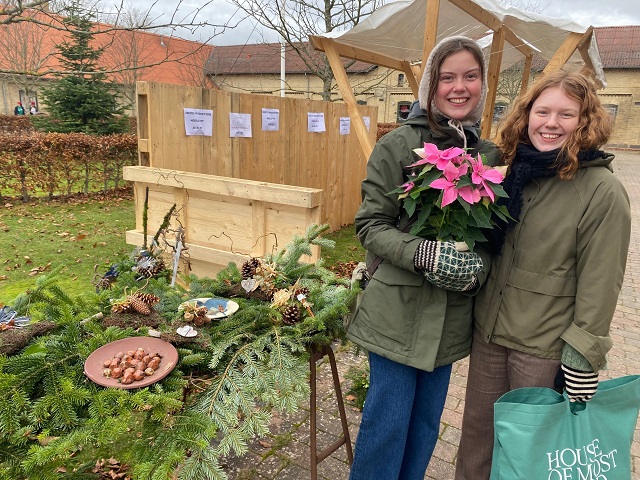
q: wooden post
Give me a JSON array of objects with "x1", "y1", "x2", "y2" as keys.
[
  {"x1": 482, "y1": 28, "x2": 505, "y2": 139},
  {"x1": 543, "y1": 31, "x2": 584, "y2": 76},
  {"x1": 315, "y1": 37, "x2": 375, "y2": 159},
  {"x1": 401, "y1": 60, "x2": 419, "y2": 97},
  {"x1": 309, "y1": 344, "x2": 353, "y2": 479},
  {"x1": 420, "y1": 0, "x2": 440, "y2": 80},
  {"x1": 520, "y1": 54, "x2": 533, "y2": 95}
]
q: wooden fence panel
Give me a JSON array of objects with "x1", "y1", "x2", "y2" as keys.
[{"x1": 136, "y1": 81, "x2": 377, "y2": 230}]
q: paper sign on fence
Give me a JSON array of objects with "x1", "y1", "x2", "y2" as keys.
[{"x1": 184, "y1": 108, "x2": 213, "y2": 136}]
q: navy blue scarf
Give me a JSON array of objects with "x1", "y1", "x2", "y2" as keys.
[{"x1": 489, "y1": 144, "x2": 606, "y2": 253}]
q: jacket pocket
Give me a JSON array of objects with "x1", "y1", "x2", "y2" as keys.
[
  {"x1": 506, "y1": 267, "x2": 576, "y2": 296},
  {"x1": 355, "y1": 263, "x2": 425, "y2": 350}
]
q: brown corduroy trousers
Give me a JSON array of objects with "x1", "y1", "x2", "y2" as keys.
[{"x1": 455, "y1": 329, "x2": 561, "y2": 480}]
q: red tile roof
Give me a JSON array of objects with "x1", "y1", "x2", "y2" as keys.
[
  {"x1": 594, "y1": 26, "x2": 640, "y2": 68},
  {"x1": 205, "y1": 42, "x2": 376, "y2": 75}
]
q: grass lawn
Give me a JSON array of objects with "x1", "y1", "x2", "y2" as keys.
[
  {"x1": 0, "y1": 191, "x2": 135, "y2": 304},
  {"x1": 0, "y1": 191, "x2": 365, "y2": 305}
]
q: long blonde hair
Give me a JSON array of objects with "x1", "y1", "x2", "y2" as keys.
[{"x1": 497, "y1": 70, "x2": 612, "y2": 180}]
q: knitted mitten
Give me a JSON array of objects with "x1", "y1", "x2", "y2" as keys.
[
  {"x1": 414, "y1": 240, "x2": 482, "y2": 291},
  {"x1": 561, "y1": 364, "x2": 598, "y2": 402}
]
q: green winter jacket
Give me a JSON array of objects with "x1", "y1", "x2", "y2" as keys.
[
  {"x1": 347, "y1": 114, "x2": 501, "y2": 371},
  {"x1": 474, "y1": 152, "x2": 631, "y2": 372}
]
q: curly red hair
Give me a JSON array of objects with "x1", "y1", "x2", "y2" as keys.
[{"x1": 496, "y1": 70, "x2": 612, "y2": 180}]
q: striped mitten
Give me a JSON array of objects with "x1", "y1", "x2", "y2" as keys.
[{"x1": 561, "y1": 364, "x2": 599, "y2": 402}]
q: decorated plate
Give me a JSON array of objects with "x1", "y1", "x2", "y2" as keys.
[
  {"x1": 84, "y1": 337, "x2": 178, "y2": 389},
  {"x1": 178, "y1": 297, "x2": 239, "y2": 320}
]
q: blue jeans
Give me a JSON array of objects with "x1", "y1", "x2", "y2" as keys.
[{"x1": 349, "y1": 352, "x2": 452, "y2": 480}]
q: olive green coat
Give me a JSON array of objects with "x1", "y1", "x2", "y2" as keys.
[
  {"x1": 474, "y1": 153, "x2": 631, "y2": 372},
  {"x1": 347, "y1": 115, "x2": 501, "y2": 372}
]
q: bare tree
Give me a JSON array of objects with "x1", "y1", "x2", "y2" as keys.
[
  {"x1": 226, "y1": 0, "x2": 387, "y2": 101},
  {"x1": 0, "y1": 20, "x2": 50, "y2": 105},
  {"x1": 495, "y1": 0, "x2": 548, "y2": 106},
  {"x1": 100, "y1": 8, "x2": 164, "y2": 108},
  {"x1": 0, "y1": 0, "x2": 233, "y2": 77},
  {"x1": 175, "y1": 44, "x2": 215, "y2": 88}
]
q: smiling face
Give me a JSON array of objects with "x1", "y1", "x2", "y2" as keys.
[
  {"x1": 434, "y1": 50, "x2": 482, "y2": 121},
  {"x1": 527, "y1": 86, "x2": 581, "y2": 152}
]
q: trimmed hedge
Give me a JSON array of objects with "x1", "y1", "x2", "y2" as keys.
[{"x1": 0, "y1": 131, "x2": 138, "y2": 201}]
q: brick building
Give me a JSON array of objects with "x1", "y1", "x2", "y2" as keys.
[{"x1": 0, "y1": 9, "x2": 213, "y2": 116}]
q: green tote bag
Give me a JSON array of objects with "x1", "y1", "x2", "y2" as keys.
[{"x1": 490, "y1": 375, "x2": 640, "y2": 480}]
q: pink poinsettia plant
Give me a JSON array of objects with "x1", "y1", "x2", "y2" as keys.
[{"x1": 389, "y1": 142, "x2": 511, "y2": 252}]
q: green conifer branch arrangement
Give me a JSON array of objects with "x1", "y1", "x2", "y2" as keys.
[{"x1": 0, "y1": 223, "x2": 357, "y2": 479}]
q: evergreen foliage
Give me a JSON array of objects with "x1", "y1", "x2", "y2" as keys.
[
  {"x1": 0, "y1": 224, "x2": 357, "y2": 479},
  {"x1": 32, "y1": 1, "x2": 128, "y2": 135}
]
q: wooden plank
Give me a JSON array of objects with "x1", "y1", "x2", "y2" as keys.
[
  {"x1": 543, "y1": 31, "x2": 583, "y2": 75},
  {"x1": 420, "y1": 0, "x2": 440, "y2": 79},
  {"x1": 184, "y1": 193, "x2": 253, "y2": 254},
  {"x1": 482, "y1": 27, "x2": 505, "y2": 139},
  {"x1": 316, "y1": 37, "x2": 375, "y2": 160},
  {"x1": 520, "y1": 54, "x2": 532, "y2": 95},
  {"x1": 136, "y1": 82, "x2": 150, "y2": 167},
  {"x1": 448, "y1": 0, "x2": 532, "y2": 59},
  {"x1": 448, "y1": 0, "x2": 502, "y2": 32},
  {"x1": 401, "y1": 61, "x2": 419, "y2": 97},
  {"x1": 504, "y1": 29, "x2": 533, "y2": 58},
  {"x1": 123, "y1": 166, "x2": 323, "y2": 208},
  {"x1": 215, "y1": 89, "x2": 233, "y2": 177},
  {"x1": 265, "y1": 205, "x2": 320, "y2": 261},
  {"x1": 251, "y1": 201, "x2": 267, "y2": 257},
  {"x1": 309, "y1": 35, "x2": 410, "y2": 72}
]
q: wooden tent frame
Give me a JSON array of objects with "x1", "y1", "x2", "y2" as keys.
[{"x1": 310, "y1": 0, "x2": 597, "y2": 158}]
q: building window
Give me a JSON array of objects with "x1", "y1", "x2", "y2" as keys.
[
  {"x1": 397, "y1": 74, "x2": 405, "y2": 87},
  {"x1": 397, "y1": 101, "x2": 411, "y2": 123},
  {"x1": 603, "y1": 104, "x2": 618, "y2": 123}
]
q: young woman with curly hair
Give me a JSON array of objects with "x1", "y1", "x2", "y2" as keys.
[{"x1": 455, "y1": 70, "x2": 631, "y2": 479}]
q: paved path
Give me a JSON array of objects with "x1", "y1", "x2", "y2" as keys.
[{"x1": 221, "y1": 150, "x2": 640, "y2": 480}]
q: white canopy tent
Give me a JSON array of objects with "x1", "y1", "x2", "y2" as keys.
[{"x1": 310, "y1": 0, "x2": 605, "y2": 158}]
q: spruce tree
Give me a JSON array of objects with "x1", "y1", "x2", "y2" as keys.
[{"x1": 33, "y1": 2, "x2": 128, "y2": 135}]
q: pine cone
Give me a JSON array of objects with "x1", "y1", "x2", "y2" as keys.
[
  {"x1": 137, "y1": 266, "x2": 154, "y2": 278},
  {"x1": 294, "y1": 287, "x2": 310, "y2": 299},
  {"x1": 241, "y1": 257, "x2": 261, "y2": 279},
  {"x1": 282, "y1": 304, "x2": 301, "y2": 325},
  {"x1": 128, "y1": 296, "x2": 151, "y2": 315},
  {"x1": 261, "y1": 286, "x2": 276, "y2": 302},
  {"x1": 150, "y1": 259, "x2": 165, "y2": 276},
  {"x1": 132, "y1": 291, "x2": 161, "y2": 305},
  {"x1": 111, "y1": 301, "x2": 132, "y2": 314}
]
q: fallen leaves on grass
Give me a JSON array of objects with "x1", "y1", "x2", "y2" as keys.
[
  {"x1": 28, "y1": 262, "x2": 52, "y2": 276},
  {"x1": 327, "y1": 261, "x2": 359, "y2": 279}
]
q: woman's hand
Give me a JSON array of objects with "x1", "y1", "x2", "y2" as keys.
[
  {"x1": 561, "y1": 364, "x2": 599, "y2": 402},
  {"x1": 414, "y1": 240, "x2": 483, "y2": 276},
  {"x1": 414, "y1": 240, "x2": 483, "y2": 291}
]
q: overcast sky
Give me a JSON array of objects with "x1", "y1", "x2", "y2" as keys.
[{"x1": 134, "y1": 0, "x2": 640, "y2": 46}]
